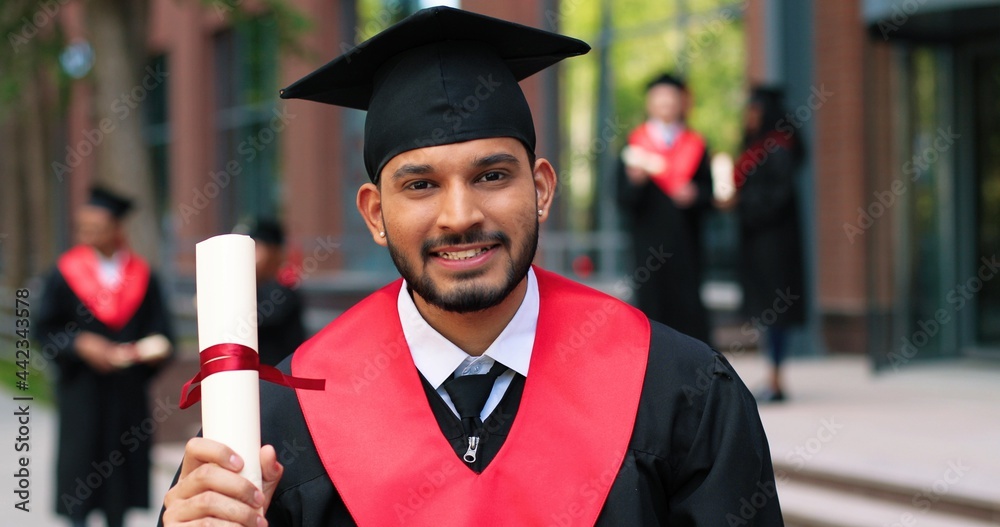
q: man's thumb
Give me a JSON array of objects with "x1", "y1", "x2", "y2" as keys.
[{"x1": 260, "y1": 445, "x2": 284, "y2": 509}]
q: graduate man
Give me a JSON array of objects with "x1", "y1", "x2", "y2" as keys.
[
  {"x1": 618, "y1": 73, "x2": 714, "y2": 345},
  {"x1": 161, "y1": 7, "x2": 781, "y2": 526},
  {"x1": 37, "y1": 186, "x2": 174, "y2": 527}
]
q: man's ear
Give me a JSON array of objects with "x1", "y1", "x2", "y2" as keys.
[
  {"x1": 356, "y1": 182, "x2": 387, "y2": 246},
  {"x1": 532, "y1": 158, "x2": 557, "y2": 223}
]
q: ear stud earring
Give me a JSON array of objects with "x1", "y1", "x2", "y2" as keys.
[{"x1": 379, "y1": 231, "x2": 386, "y2": 238}]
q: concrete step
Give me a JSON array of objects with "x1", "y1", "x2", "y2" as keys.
[
  {"x1": 775, "y1": 461, "x2": 1000, "y2": 527},
  {"x1": 778, "y1": 476, "x2": 1000, "y2": 527}
]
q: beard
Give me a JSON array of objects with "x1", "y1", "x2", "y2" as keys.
[{"x1": 387, "y1": 220, "x2": 538, "y2": 314}]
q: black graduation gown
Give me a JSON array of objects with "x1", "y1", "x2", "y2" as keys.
[
  {"x1": 737, "y1": 145, "x2": 807, "y2": 327},
  {"x1": 160, "y1": 320, "x2": 781, "y2": 526},
  {"x1": 257, "y1": 279, "x2": 307, "y2": 367},
  {"x1": 617, "y1": 150, "x2": 714, "y2": 345},
  {"x1": 36, "y1": 267, "x2": 174, "y2": 519}
]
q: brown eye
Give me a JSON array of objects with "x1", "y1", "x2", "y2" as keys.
[
  {"x1": 480, "y1": 171, "x2": 505, "y2": 182},
  {"x1": 408, "y1": 180, "x2": 431, "y2": 190}
]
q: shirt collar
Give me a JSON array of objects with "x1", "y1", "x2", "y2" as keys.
[{"x1": 397, "y1": 268, "x2": 538, "y2": 389}]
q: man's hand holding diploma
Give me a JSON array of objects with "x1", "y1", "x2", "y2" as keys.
[{"x1": 162, "y1": 438, "x2": 284, "y2": 526}]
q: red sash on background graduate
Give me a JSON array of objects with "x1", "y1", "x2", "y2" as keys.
[
  {"x1": 57, "y1": 245, "x2": 150, "y2": 332},
  {"x1": 294, "y1": 267, "x2": 651, "y2": 526},
  {"x1": 624, "y1": 121, "x2": 706, "y2": 197},
  {"x1": 733, "y1": 129, "x2": 795, "y2": 189}
]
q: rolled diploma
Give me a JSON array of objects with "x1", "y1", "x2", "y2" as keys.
[{"x1": 196, "y1": 234, "x2": 262, "y2": 491}]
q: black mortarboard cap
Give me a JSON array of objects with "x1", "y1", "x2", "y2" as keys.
[
  {"x1": 87, "y1": 186, "x2": 133, "y2": 219},
  {"x1": 279, "y1": 6, "x2": 590, "y2": 182},
  {"x1": 247, "y1": 217, "x2": 286, "y2": 246}
]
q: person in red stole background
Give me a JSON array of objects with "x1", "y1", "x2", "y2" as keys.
[
  {"x1": 243, "y1": 217, "x2": 306, "y2": 367},
  {"x1": 160, "y1": 7, "x2": 780, "y2": 526},
  {"x1": 37, "y1": 186, "x2": 174, "y2": 527},
  {"x1": 618, "y1": 73, "x2": 714, "y2": 345},
  {"x1": 734, "y1": 86, "x2": 807, "y2": 403}
]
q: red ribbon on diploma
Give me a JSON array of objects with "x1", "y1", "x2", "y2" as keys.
[{"x1": 179, "y1": 343, "x2": 325, "y2": 409}]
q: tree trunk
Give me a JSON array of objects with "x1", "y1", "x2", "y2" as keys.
[
  {"x1": 0, "y1": 115, "x2": 28, "y2": 290},
  {"x1": 22, "y1": 69, "x2": 55, "y2": 272},
  {"x1": 87, "y1": 0, "x2": 159, "y2": 262}
]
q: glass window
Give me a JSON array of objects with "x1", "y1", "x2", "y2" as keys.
[
  {"x1": 973, "y1": 52, "x2": 1000, "y2": 346},
  {"x1": 213, "y1": 16, "x2": 281, "y2": 230}
]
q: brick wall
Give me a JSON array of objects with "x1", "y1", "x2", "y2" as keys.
[{"x1": 813, "y1": 0, "x2": 869, "y2": 352}]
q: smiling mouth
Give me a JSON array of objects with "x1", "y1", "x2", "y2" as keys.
[{"x1": 432, "y1": 246, "x2": 496, "y2": 260}]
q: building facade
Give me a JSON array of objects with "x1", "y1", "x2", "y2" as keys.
[
  {"x1": 746, "y1": 0, "x2": 1000, "y2": 365},
  {"x1": 53, "y1": 0, "x2": 562, "y2": 314}
]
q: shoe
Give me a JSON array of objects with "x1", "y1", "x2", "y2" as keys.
[{"x1": 754, "y1": 388, "x2": 786, "y2": 403}]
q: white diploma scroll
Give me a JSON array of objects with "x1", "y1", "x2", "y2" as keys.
[
  {"x1": 195, "y1": 234, "x2": 262, "y2": 491},
  {"x1": 711, "y1": 152, "x2": 736, "y2": 203}
]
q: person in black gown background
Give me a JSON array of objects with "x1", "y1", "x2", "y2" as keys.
[
  {"x1": 734, "y1": 86, "x2": 808, "y2": 402},
  {"x1": 618, "y1": 73, "x2": 714, "y2": 345},
  {"x1": 37, "y1": 187, "x2": 174, "y2": 527},
  {"x1": 245, "y1": 218, "x2": 306, "y2": 367}
]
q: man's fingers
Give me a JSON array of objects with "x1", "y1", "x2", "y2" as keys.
[
  {"x1": 184, "y1": 463, "x2": 262, "y2": 502},
  {"x1": 180, "y1": 437, "x2": 243, "y2": 478},
  {"x1": 161, "y1": 489, "x2": 265, "y2": 526}
]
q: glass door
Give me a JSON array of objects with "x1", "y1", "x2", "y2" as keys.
[{"x1": 972, "y1": 51, "x2": 1000, "y2": 350}]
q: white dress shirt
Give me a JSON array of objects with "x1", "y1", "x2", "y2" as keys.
[
  {"x1": 95, "y1": 249, "x2": 126, "y2": 288},
  {"x1": 397, "y1": 268, "x2": 539, "y2": 421}
]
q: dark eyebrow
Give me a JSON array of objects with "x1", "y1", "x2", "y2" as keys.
[
  {"x1": 389, "y1": 152, "x2": 520, "y2": 182},
  {"x1": 390, "y1": 163, "x2": 433, "y2": 182},
  {"x1": 473, "y1": 153, "x2": 521, "y2": 168}
]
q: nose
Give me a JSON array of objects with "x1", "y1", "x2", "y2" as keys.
[{"x1": 436, "y1": 182, "x2": 485, "y2": 233}]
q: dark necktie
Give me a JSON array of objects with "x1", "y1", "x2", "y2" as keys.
[{"x1": 442, "y1": 363, "x2": 508, "y2": 464}]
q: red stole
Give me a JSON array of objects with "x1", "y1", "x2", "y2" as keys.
[
  {"x1": 627, "y1": 122, "x2": 706, "y2": 197},
  {"x1": 293, "y1": 267, "x2": 650, "y2": 526},
  {"x1": 57, "y1": 245, "x2": 151, "y2": 332},
  {"x1": 734, "y1": 130, "x2": 795, "y2": 189}
]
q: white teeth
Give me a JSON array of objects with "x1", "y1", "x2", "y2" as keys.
[{"x1": 438, "y1": 247, "x2": 489, "y2": 260}]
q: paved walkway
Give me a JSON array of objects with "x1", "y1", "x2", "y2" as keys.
[
  {"x1": 2, "y1": 353, "x2": 997, "y2": 526},
  {"x1": 729, "y1": 354, "x2": 1000, "y2": 525}
]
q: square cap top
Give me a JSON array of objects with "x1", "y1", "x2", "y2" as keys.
[{"x1": 280, "y1": 6, "x2": 589, "y2": 181}]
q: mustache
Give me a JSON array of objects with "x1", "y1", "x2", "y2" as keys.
[{"x1": 422, "y1": 230, "x2": 510, "y2": 254}]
